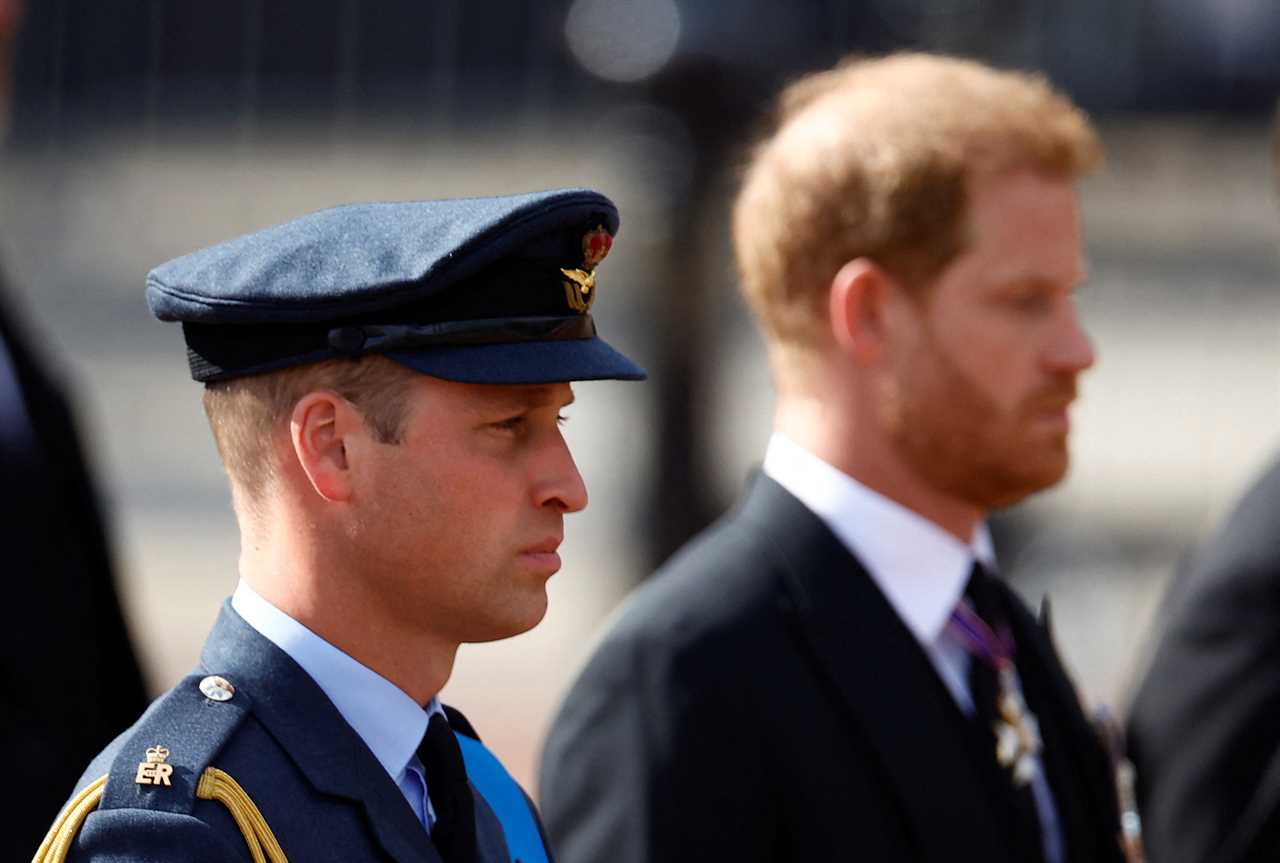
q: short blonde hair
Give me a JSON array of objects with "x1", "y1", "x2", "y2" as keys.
[
  {"x1": 203, "y1": 355, "x2": 417, "y2": 503},
  {"x1": 733, "y1": 52, "x2": 1103, "y2": 353}
]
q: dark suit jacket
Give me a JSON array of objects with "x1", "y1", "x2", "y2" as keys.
[
  {"x1": 0, "y1": 286, "x2": 149, "y2": 861},
  {"x1": 540, "y1": 476, "x2": 1122, "y2": 862},
  {"x1": 1128, "y1": 454, "x2": 1280, "y2": 863},
  {"x1": 59, "y1": 602, "x2": 546, "y2": 862}
]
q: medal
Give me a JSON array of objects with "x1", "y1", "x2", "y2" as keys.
[
  {"x1": 993, "y1": 662, "x2": 1043, "y2": 785},
  {"x1": 949, "y1": 600, "x2": 1043, "y2": 787}
]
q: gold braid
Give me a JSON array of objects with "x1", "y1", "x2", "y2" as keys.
[{"x1": 31, "y1": 769, "x2": 288, "y2": 863}]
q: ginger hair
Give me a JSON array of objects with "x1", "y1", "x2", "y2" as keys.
[{"x1": 733, "y1": 52, "x2": 1103, "y2": 361}]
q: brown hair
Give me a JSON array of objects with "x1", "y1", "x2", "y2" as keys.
[
  {"x1": 733, "y1": 52, "x2": 1103, "y2": 355},
  {"x1": 203, "y1": 355, "x2": 417, "y2": 503}
]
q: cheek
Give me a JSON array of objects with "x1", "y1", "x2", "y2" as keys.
[
  {"x1": 944, "y1": 331, "x2": 1035, "y2": 414},
  {"x1": 421, "y1": 458, "x2": 526, "y2": 545}
]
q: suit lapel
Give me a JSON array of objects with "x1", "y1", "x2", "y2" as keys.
[
  {"x1": 736, "y1": 476, "x2": 1011, "y2": 861},
  {"x1": 201, "y1": 604, "x2": 442, "y2": 863}
]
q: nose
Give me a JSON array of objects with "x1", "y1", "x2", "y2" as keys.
[
  {"x1": 1043, "y1": 300, "x2": 1096, "y2": 375},
  {"x1": 535, "y1": 432, "x2": 589, "y2": 514}
]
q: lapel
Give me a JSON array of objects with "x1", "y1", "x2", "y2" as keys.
[
  {"x1": 735, "y1": 476, "x2": 1012, "y2": 861},
  {"x1": 200, "y1": 603, "x2": 443, "y2": 863}
]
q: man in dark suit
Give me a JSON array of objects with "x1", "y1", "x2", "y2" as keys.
[
  {"x1": 2, "y1": 283, "x2": 151, "y2": 861},
  {"x1": 36, "y1": 189, "x2": 645, "y2": 861},
  {"x1": 0, "y1": 1, "x2": 151, "y2": 857},
  {"x1": 1128, "y1": 457, "x2": 1280, "y2": 863},
  {"x1": 1125, "y1": 108, "x2": 1280, "y2": 863},
  {"x1": 540, "y1": 53, "x2": 1124, "y2": 863}
]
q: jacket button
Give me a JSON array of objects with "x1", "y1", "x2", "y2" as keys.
[{"x1": 199, "y1": 675, "x2": 236, "y2": 702}]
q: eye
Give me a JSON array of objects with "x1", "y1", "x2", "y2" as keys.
[
  {"x1": 1008, "y1": 288, "x2": 1052, "y2": 315},
  {"x1": 557, "y1": 413, "x2": 570, "y2": 427},
  {"x1": 492, "y1": 415, "x2": 526, "y2": 433}
]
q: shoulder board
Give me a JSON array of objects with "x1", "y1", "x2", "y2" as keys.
[{"x1": 99, "y1": 671, "x2": 253, "y2": 816}]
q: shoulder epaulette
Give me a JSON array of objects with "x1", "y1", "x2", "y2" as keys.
[{"x1": 34, "y1": 672, "x2": 290, "y2": 863}]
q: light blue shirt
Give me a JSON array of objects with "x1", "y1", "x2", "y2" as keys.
[{"x1": 231, "y1": 581, "x2": 443, "y2": 832}]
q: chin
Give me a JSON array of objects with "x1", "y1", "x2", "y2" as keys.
[
  {"x1": 991, "y1": 458, "x2": 1071, "y2": 508},
  {"x1": 464, "y1": 595, "x2": 550, "y2": 644},
  {"x1": 960, "y1": 441, "x2": 1069, "y2": 508}
]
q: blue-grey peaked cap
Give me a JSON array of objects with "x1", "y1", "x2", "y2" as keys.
[{"x1": 145, "y1": 188, "x2": 646, "y2": 385}]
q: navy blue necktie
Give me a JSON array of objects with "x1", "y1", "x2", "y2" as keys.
[{"x1": 418, "y1": 713, "x2": 477, "y2": 863}]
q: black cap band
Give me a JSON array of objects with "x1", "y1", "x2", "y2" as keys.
[
  {"x1": 184, "y1": 315, "x2": 597, "y2": 383},
  {"x1": 327, "y1": 315, "x2": 597, "y2": 356}
]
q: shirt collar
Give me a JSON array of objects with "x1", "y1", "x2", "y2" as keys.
[
  {"x1": 762, "y1": 432, "x2": 996, "y2": 646},
  {"x1": 230, "y1": 580, "x2": 443, "y2": 783}
]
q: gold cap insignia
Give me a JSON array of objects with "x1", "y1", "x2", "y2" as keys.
[
  {"x1": 135, "y1": 744, "x2": 175, "y2": 786},
  {"x1": 560, "y1": 225, "x2": 613, "y2": 314}
]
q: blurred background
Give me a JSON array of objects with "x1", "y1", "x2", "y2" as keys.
[{"x1": 7, "y1": 0, "x2": 1280, "y2": 792}]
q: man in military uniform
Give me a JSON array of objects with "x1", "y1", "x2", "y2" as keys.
[
  {"x1": 36, "y1": 189, "x2": 644, "y2": 862},
  {"x1": 540, "y1": 54, "x2": 1125, "y2": 863}
]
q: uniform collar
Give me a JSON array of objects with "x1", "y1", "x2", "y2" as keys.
[
  {"x1": 231, "y1": 580, "x2": 442, "y2": 785},
  {"x1": 762, "y1": 432, "x2": 996, "y2": 646}
]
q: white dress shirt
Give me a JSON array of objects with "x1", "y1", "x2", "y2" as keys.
[
  {"x1": 231, "y1": 581, "x2": 443, "y2": 832},
  {"x1": 762, "y1": 432, "x2": 1064, "y2": 863}
]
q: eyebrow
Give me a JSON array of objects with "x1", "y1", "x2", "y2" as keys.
[
  {"x1": 482, "y1": 384, "x2": 576, "y2": 411},
  {"x1": 991, "y1": 271, "x2": 1087, "y2": 291}
]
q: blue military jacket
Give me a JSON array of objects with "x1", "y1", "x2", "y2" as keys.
[{"x1": 46, "y1": 603, "x2": 553, "y2": 863}]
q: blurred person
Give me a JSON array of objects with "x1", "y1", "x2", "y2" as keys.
[
  {"x1": 2, "y1": 259, "x2": 150, "y2": 855},
  {"x1": 1126, "y1": 107, "x2": 1280, "y2": 863},
  {"x1": 34, "y1": 189, "x2": 644, "y2": 862},
  {"x1": 540, "y1": 53, "x2": 1125, "y2": 863},
  {"x1": 0, "y1": 0, "x2": 150, "y2": 858}
]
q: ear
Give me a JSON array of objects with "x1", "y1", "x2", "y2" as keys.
[
  {"x1": 289, "y1": 391, "x2": 361, "y2": 503},
  {"x1": 828, "y1": 258, "x2": 894, "y2": 365}
]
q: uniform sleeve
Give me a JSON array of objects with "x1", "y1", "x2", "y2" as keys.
[
  {"x1": 539, "y1": 624, "x2": 773, "y2": 863},
  {"x1": 64, "y1": 808, "x2": 253, "y2": 862}
]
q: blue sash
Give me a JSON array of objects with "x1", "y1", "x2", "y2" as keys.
[{"x1": 455, "y1": 732, "x2": 550, "y2": 863}]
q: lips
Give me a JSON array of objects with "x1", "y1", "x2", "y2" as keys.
[
  {"x1": 519, "y1": 537, "x2": 564, "y2": 576},
  {"x1": 1028, "y1": 384, "x2": 1078, "y2": 416},
  {"x1": 522, "y1": 537, "x2": 562, "y2": 555}
]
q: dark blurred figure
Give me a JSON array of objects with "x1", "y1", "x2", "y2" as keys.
[
  {"x1": 1127, "y1": 107, "x2": 1280, "y2": 863},
  {"x1": 0, "y1": 1, "x2": 149, "y2": 857}
]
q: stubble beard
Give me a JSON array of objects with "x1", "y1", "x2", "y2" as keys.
[{"x1": 880, "y1": 339, "x2": 1075, "y2": 512}]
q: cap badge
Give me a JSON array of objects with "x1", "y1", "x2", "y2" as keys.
[
  {"x1": 560, "y1": 225, "x2": 613, "y2": 314},
  {"x1": 135, "y1": 745, "x2": 174, "y2": 787}
]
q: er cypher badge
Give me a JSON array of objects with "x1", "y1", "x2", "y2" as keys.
[{"x1": 135, "y1": 745, "x2": 174, "y2": 787}]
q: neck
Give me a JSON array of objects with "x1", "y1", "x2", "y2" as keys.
[
  {"x1": 774, "y1": 392, "x2": 984, "y2": 544},
  {"x1": 237, "y1": 502, "x2": 456, "y2": 706}
]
